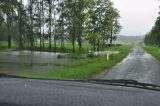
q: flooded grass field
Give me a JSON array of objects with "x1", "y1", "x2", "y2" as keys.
[{"x1": 0, "y1": 50, "x2": 74, "y2": 74}]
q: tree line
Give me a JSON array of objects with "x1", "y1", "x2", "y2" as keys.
[
  {"x1": 0, "y1": 0, "x2": 121, "y2": 53},
  {"x1": 144, "y1": 11, "x2": 160, "y2": 46}
]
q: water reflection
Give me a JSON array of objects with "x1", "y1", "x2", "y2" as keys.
[{"x1": 0, "y1": 51, "x2": 73, "y2": 73}]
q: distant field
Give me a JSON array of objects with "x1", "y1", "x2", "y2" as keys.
[
  {"x1": 114, "y1": 35, "x2": 144, "y2": 44},
  {"x1": 0, "y1": 42, "x2": 17, "y2": 48},
  {"x1": 143, "y1": 46, "x2": 160, "y2": 61},
  {"x1": 0, "y1": 42, "x2": 92, "y2": 53},
  {"x1": 17, "y1": 45, "x2": 132, "y2": 80}
]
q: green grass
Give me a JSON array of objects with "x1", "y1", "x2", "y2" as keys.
[
  {"x1": 17, "y1": 45, "x2": 132, "y2": 80},
  {"x1": 143, "y1": 46, "x2": 160, "y2": 61},
  {"x1": 0, "y1": 42, "x2": 17, "y2": 51},
  {"x1": 35, "y1": 43, "x2": 92, "y2": 50},
  {"x1": 35, "y1": 43, "x2": 92, "y2": 53},
  {"x1": 0, "y1": 42, "x2": 17, "y2": 48},
  {"x1": 0, "y1": 42, "x2": 92, "y2": 53}
]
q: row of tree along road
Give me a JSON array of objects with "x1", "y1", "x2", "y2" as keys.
[
  {"x1": 0, "y1": 0, "x2": 121, "y2": 53},
  {"x1": 144, "y1": 11, "x2": 160, "y2": 46}
]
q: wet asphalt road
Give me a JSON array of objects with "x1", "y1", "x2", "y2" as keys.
[
  {"x1": 98, "y1": 46, "x2": 160, "y2": 85},
  {"x1": 1, "y1": 78, "x2": 160, "y2": 106}
]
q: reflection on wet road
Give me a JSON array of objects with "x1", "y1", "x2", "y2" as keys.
[{"x1": 99, "y1": 46, "x2": 160, "y2": 85}]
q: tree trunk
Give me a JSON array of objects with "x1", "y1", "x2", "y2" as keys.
[
  {"x1": 72, "y1": 26, "x2": 76, "y2": 54},
  {"x1": 110, "y1": 27, "x2": 113, "y2": 45},
  {"x1": 42, "y1": 0, "x2": 45, "y2": 49},
  {"x1": 30, "y1": 0, "x2": 34, "y2": 50},
  {"x1": 8, "y1": 33, "x2": 11, "y2": 48},
  {"x1": 7, "y1": 15, "x2": 12, "y2": 49},
  {"x1": 60, "y1": 1, "x2": 64, "y2": 52},
  {"x1": 72, "y1": 41, "x2": 75, "y2": 53},
  {"x1": 78, "y1": 23, "x2": 82, "y2": 52},
  {"x1": 48, "y1": 0, "x2": 52, "y2": 49},
  {"x1": 42, "y1": 29, "x2": 45, "y2": 48},
  {"x1": 39, "y1": 0, "x2": 42, "y2": 49},
  {"x1": 18, "y1": 0, "x2": 23, "y2": 49},
  {"x1": 54, "y1": 36, "x2": 57, "y2": 52},
  {"x1": 93, "y1": 39, "x2": 96, "y2": 51},
  {"x1": 97, "y1": 40, "x2": 100, "y2": 51}
]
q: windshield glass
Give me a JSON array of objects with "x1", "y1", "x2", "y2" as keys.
[{"x1": 0, "y1": 0, "x2": 160, "y2": 86}]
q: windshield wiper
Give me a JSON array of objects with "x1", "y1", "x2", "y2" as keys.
[
  {"x1": 85, "y1": 79, "x2": 160, "y2": 91},
  {"x1": 1, "y1": 73, "x2": 160, "y2": 91}
]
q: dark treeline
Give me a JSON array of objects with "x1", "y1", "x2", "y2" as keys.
[
  {"x1": 0, "y1": 0, "x2": 121, "y2": 53},
  {"x1": 144, "y1": 11, "x2": 160, "y2": 46}
]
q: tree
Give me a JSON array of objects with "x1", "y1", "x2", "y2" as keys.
[
  {"x1": 144, "y1": 14, "x2": 160, "y2": 46},
  {"x1": 0, "y1": 0, "x2": 18, "y2": 48},
  {"x1": 0, "y1": 0, "x2": 121, "y2": 53},
  {"x1": 29, "y1": 0, "x2": 34, "y2": 49},
  {"x1": 85, "y1": 0, "x2": 121, "y2": 51},
  {"x1": 107, "y1": 6, "x2": 121, "y2": 45},
  {"x1": 18, "y1": 0, "x2": 24, "y2": 49},
  {"x1": 44, "y1": 0, "x2": 53, "y2": 49}
]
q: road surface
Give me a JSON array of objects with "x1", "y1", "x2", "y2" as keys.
[
  {"x1": 0, "y1": 78, "x2": 160, "y2": 106},
  {"x1": 98, "y1": 46, "x2": 160, "y2": 85}
]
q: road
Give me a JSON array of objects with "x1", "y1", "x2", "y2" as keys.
[
  {"x1": 0, "y1": 78, "x2": 160, "y2": 106},
  {"x1": 98, "y1": 46, "x2": 160, "y2": 85}
]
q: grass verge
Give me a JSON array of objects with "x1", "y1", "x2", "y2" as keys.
[
  {"x1": 17, "y1": 45, "x2": 132, "y2": 80},
  {"x1": 143, "y1": 46, "x2": 160, "y2": 61}
]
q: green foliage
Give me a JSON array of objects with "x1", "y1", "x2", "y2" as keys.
[
  {"x1": 144, "y1": 15, "x2": 160, "y2": 46},
  {"x1": 0, "y1": 0, "x2": 121, "y2": 53},
  {"x1": 86, "y1": 52, "x2": 96, "y2": 58},
  {"x1": 0, "y1": 22, "x2": 8, "y2": 41}
]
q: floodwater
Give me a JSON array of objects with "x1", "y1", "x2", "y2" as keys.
[{"x1": 0, "y1": 50, "x2": 73, "y2": 73}]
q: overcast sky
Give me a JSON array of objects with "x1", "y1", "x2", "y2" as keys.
[{"x1": 111, "y1": 0, "x2": 159, "y2": 36}]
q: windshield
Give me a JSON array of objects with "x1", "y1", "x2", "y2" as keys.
[{"x1": 0, "y1": 0, "x2": 160, "y2": 87}]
